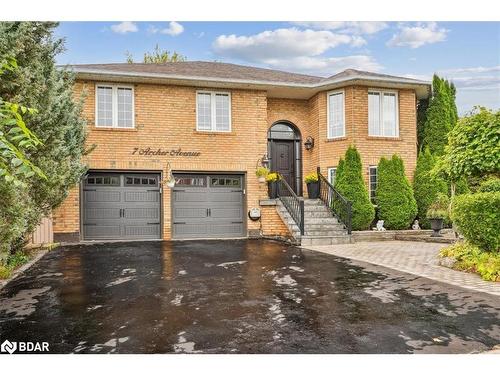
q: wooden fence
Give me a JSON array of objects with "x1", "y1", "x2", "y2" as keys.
[{"x1": 29, "y1": 216, "x2": 53, "y2": 246}]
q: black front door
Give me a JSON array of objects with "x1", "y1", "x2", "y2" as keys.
[{"x1": 271, "y1": 140, "x2": 295, "y2": 192}]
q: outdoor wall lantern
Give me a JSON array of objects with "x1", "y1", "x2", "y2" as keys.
[
  {"x1": 304, "y1": 136, "x2": 315, "y2": 150},
  {"x1": 164, "y1": 162, "x2": 176, "y2": 188},
  {"x1": 259, "y1": 154, "x2": 270, "y2": 169}
]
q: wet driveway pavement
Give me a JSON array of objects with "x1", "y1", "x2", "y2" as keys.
[{"x1": 0, "y1": 239, "x2": 499, "y2": 354}]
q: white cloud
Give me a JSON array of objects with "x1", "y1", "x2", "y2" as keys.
[
  {"x1": 387, "y1": 22, "x2": 448, "y2": 48},
  {"x1": 404, "y1": 65, "x2": 500, "y2": 113},
  {"x1": 110, "y1": 21, "x2": 138, "y2": 34},
  {"x1": 265, "y1": 55, "x2": 383, "y2": 76},
  {"x1": 213, "y1": 28, "x2": 365, "y2": 63},
  {"x1": 441, "y1": 65, "x2": 500, "y2": 75},
  {"x1": 293, "y1": 21, "x2": 388, "y2": 35},
  {"x1": 149, "y1": 21, "x2": 184, "y2": 36}
]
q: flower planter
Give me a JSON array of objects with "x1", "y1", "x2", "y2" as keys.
[
  {"x1": 307, "y1": 182, "x2": 319, "y2": 199},
  {"x1": 258, "y1": 176, "x2": 266, "y2": 183},
  {"x1": 268, "y1": 181, "x2": 278, "y2": 199},
  {"x1": 429, "y1": 218, "x2": 444, "y2": 237}
]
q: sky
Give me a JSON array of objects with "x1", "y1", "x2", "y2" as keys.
[{"x1": 55, "y1": 21, "x2": 500, "y2": 114}]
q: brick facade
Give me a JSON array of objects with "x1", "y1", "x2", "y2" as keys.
[{"x1": 52, "y1": 80, "x2": 418, "y2": 241}]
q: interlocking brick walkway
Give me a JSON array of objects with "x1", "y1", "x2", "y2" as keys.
[{"x1": 302, "y1": 241, "x2": 500, "y2": 296}]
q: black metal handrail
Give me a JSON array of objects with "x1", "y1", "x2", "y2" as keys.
[
  {"x1": 276, "y1": 176, "x2": 304, "y2": 235},
  {"x1": 317, "y1": 167, "x2": 353, "y2": 234}
]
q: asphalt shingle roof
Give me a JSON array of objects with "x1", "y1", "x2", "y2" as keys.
[{"x1": 67, "y1": 61, "x2": 427, "y2": 86}]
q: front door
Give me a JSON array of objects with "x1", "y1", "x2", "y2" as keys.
[{"x1": 271, "y1": 140, "x2": 295, "y2": 192}]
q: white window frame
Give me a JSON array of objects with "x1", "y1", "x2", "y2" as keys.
[
  {"x1": 196, "y1": 90, "x2": 232, "y2": 132},
  {"x1": 326, "y1": 89, "x2": 345, "y2": 139},
  {"x1": 327, "y1": 167, "x2": 337, "y2": 187},
  {"x1": 368, "y1": 89, "x2": 399, "y2": 138},
  {"x1": 95, "y1": 83, "x2": 135, "y2": 128},
  {"x1": 369, "y1": 166, "x2": 378, "y2": 203}
]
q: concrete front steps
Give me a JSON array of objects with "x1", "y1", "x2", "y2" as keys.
[{"x1": 276, "y1": 198, "x2": 352, "y2": 245}]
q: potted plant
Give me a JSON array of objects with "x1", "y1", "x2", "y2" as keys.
[
  {"x1": 426, "y1": 193, "x2": 449, "y2": 237},
  {"x1": 256, "y1": 167, "x2": 269, "y2": 183},
  {"x1": 305, "y1": 172, "x2": 319, "y2": 199},
  {"x1": 266, "y1": 172, "x2": 280, "y2": 199}
]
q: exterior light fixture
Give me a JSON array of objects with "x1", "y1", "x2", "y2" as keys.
[
  {"x1": 259, "y1": 154, "x2": 270, "y2": 169},
  {"x1": 164, "y1": 162, "x2": 176, "y2": 188},
  {"x1": 304, "y1": 136, "x2": 315, "y2": 150}
]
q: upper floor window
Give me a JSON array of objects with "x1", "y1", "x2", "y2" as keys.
[
  {"x1": 196, "y1": 91, "x2": 231, "y2": 132},
  {"x1": 95, "y1": 84, "x2": 134, "y2": 128},
  {"x1": 369, "y1": 166, "x2": 378, "y2": 203},
  {"x1": 368, "y1": 90, "x2": 398, "y2": 137},
  {"x1": 327, "y1": 90, "x2": 345, "y2": 139}
]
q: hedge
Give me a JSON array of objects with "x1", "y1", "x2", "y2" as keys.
[
  {"x1": 452, "y1": 192, "x2": 500, "y2": 252},
  {"x1": 376, "y1": 155, "x2": 417, "y2": 229},
  {"x1": 478, "y1": 176, "x2": 500, "y2": 193},
  {"x1": 334, "y1": 146, "x2": 375, "y2": 230}
]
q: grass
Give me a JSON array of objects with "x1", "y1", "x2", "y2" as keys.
[
  {"x1": 440, "y1": 242, "x2": 500, "y2": 282},
  {"x1": 0, "y1": 250, "x2": 31, "y2": 279},
  {"x1": 0, "y1": 244, "x2": 57, "y2": 280}
]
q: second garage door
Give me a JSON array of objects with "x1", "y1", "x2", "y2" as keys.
[{"x1": 172, "y1": 174, "x2": 245, "y2": 239}]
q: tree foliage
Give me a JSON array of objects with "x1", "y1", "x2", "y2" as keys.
[
  {"x1": 435, "y1": 107, "x2": 500, "y2": 181},
  {"x1": 0, "y1": 56, "x2": 45, "y2": 186},
  {"x1": 126, "y1": 44, "x2": 186, "y2": 63},
  {"x1": 334, "y1": 145, "x2": 375, "y2": 230},
  {"x1": 0, "y1": 22, "x2": 88, "y2": 257},
  {"x1": 376, "y1": 155, "x2": 417, "y2": 229},
  {"x1": 416, "y1": 98, "x2": 428, "y2": 151},
  {"x1": 413, "y1": 148, "x2": 448, "y2": 228},
  {"x1": 421, "y1": 75, "x2": 457, "y2": 155}
]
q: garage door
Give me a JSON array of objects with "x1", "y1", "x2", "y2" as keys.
[
  {"x1": 82, "y1": 172, "x2": 161, "y2": 240},
  {"x1": 172, "y1": 174, "x2": 245, "y2": 239}
]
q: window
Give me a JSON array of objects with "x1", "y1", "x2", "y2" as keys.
[
  {"x1": 96, "y1": 84, "x2": 134, "y2": 128},
  {"x1": 196, "y1": 91, "x2": 231, "y2": 132},
  {"x1": 327, "y1": 167, "x2": 337, "y2": 187},
  {"x1": 369, "y1": 166, "x2": 377, "y2": 203},
  {"x1": 125, "y1": 176, "x2": 157, "y2": 186},
  {"x1": 86, "y1": 175, "x2": 120, "y2": 186},
  {"x1": 210, "y1": 177, "x2": 241, "y2": 187},
  {"x1": 368, "y1": 90, "x2": 398, "y2": 137},
  {"x1": 327, "y1": 91, "x2": 345, "y2": 139},
  {"x1": 175, "y1": 176, "x2": 206, "y2": 187}
]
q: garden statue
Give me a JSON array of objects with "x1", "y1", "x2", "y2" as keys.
[
  {"x1": 373, "y1": 220, "x2": 386, "y2": 231},
  {"x1": 412, "y1": 220, "x2": 421, "y2": 230}
]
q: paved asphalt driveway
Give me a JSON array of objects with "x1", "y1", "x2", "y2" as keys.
[{"x1": 0, "y1": 239, "x2": 499, "y2": 354}]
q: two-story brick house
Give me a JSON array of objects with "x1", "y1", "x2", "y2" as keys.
[{"x1": 52, "y1": 61, "x2": 430, "y2": 243}]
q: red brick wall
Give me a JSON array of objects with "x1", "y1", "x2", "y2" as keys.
[{"x1": 53, "y1": 81, "x2": 418, "y2": 240}]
